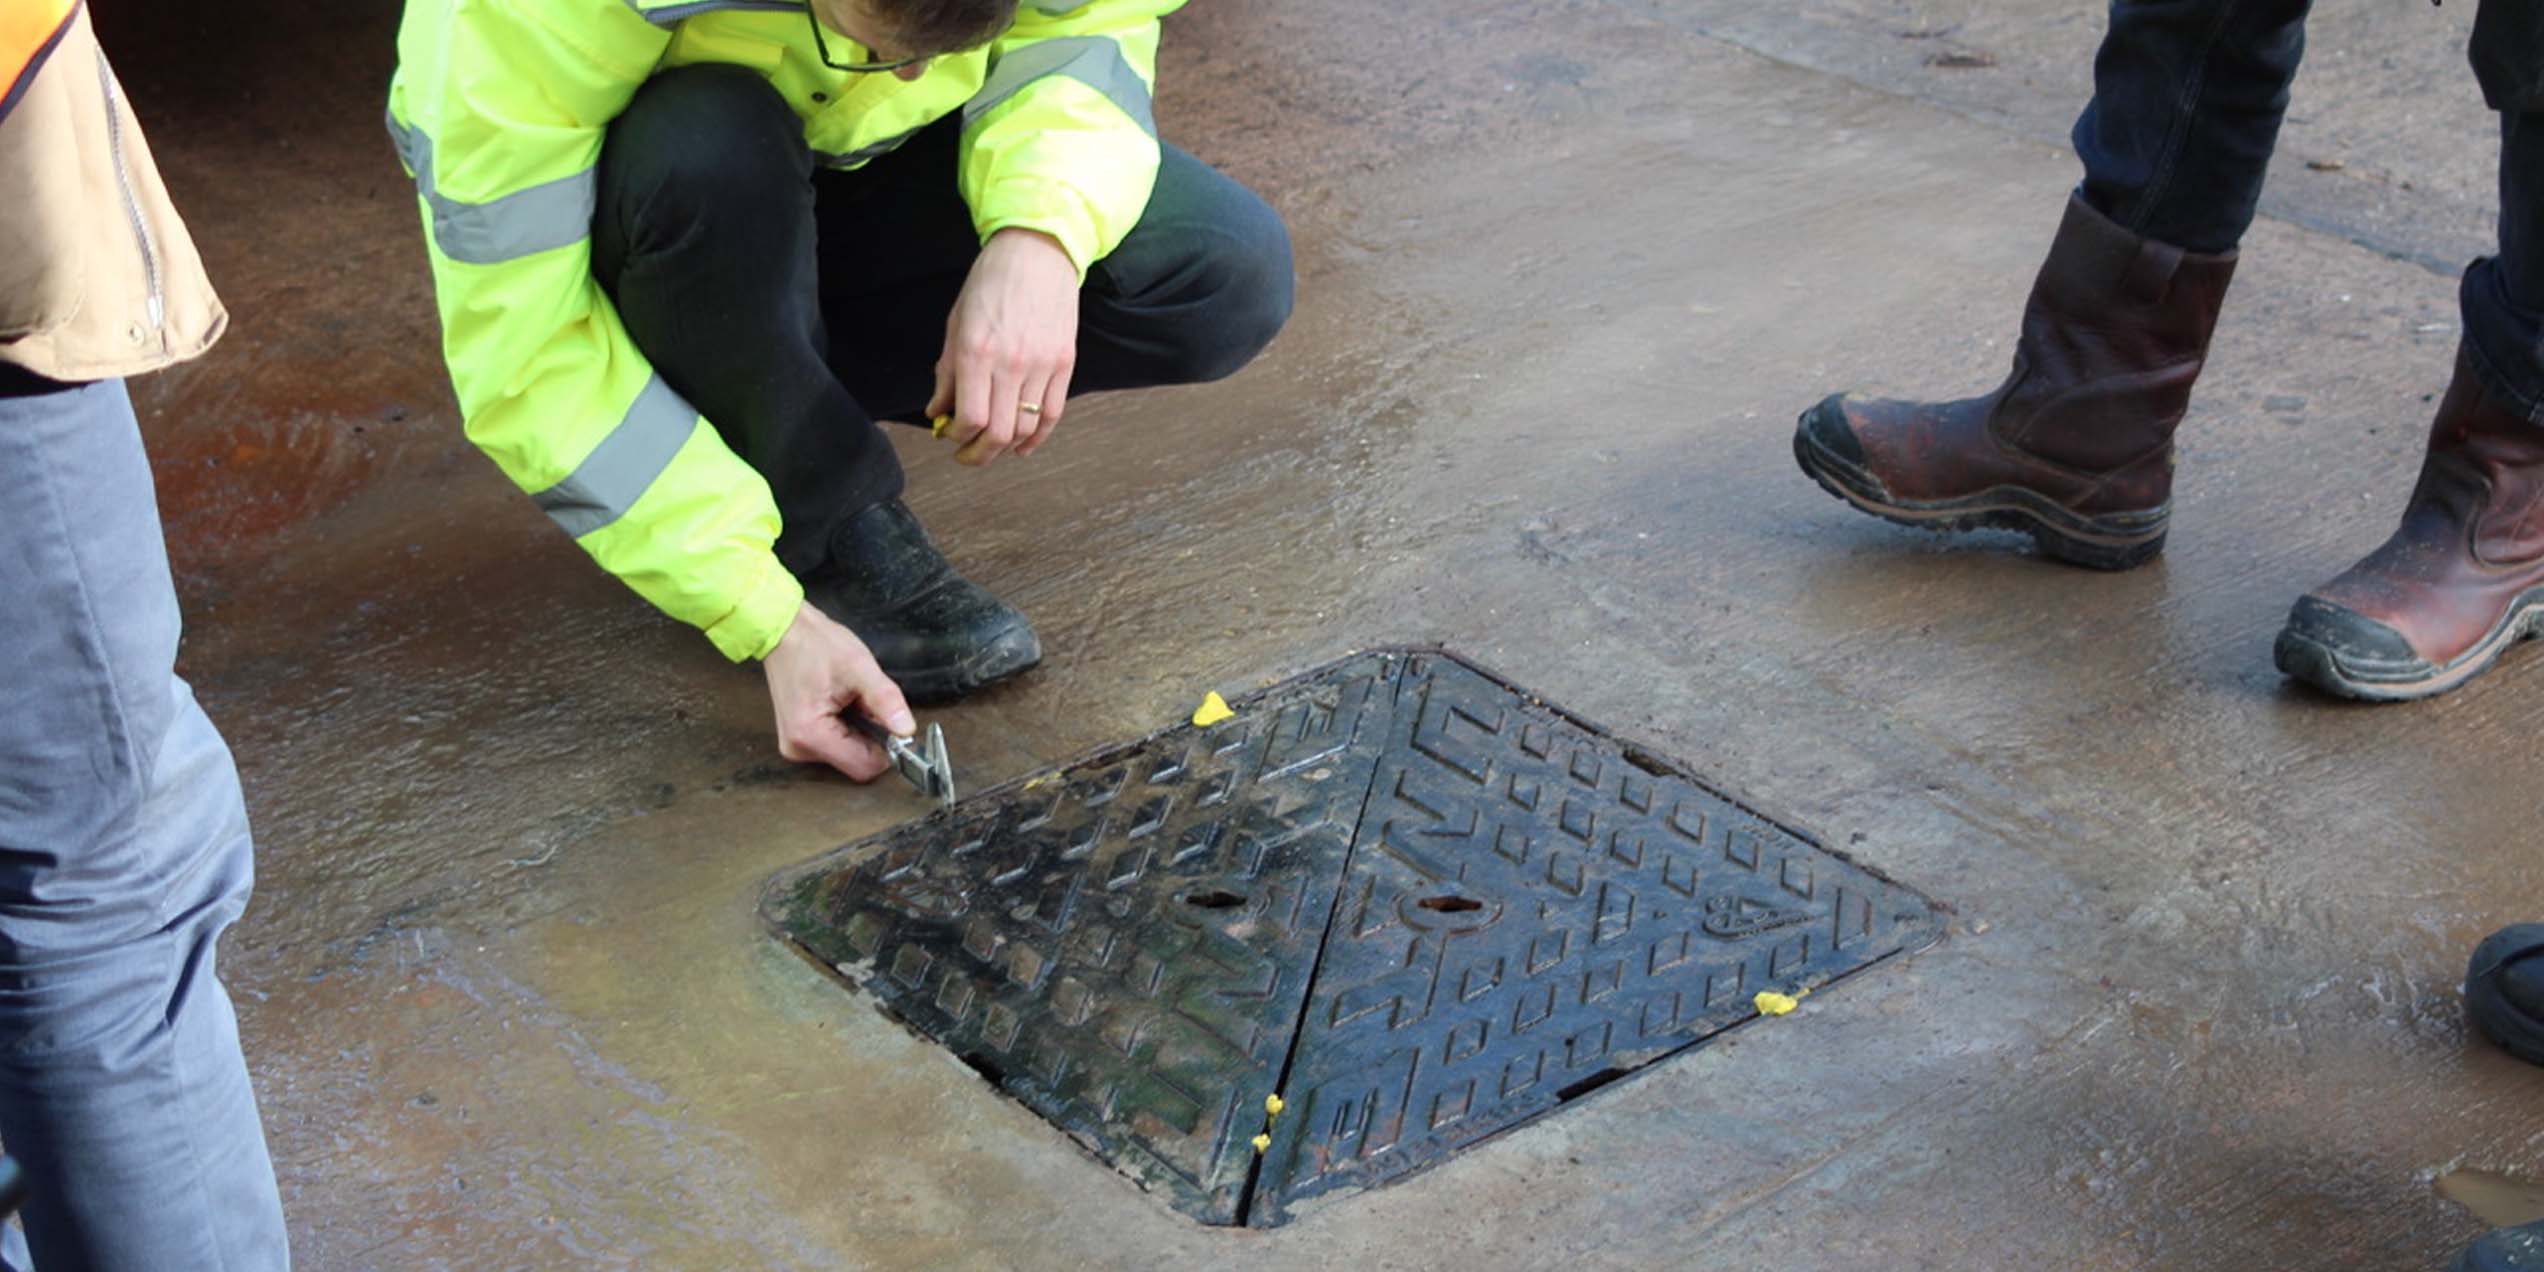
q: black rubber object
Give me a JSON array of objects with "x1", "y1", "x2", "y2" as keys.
[
  {"x1": 802, "y1": 498, "x2": 1042, "y2": 704},
  {"x1": 2467, "y1": 924, "x2": 2544, "y2": 1067},
  {"x1": 2456, "y1": 1218, "x2": 2544, "y2": 1272}
]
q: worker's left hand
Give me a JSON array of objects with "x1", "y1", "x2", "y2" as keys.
[{"x1": 928, "y1": 228, "x2": 1079, "y2": 466}]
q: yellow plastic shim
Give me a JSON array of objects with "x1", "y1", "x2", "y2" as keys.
[{"x1": 1193, "y1": 692, "x2": 1236, "y2": 727}]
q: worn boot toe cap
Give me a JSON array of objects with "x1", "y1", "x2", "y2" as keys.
[
  {"x1": 2274, "y1": 595, "x2": 2433, "y2": 694},
  {"x1": 1795, "y1": 394, "x2": 1870, "y2": 470}
]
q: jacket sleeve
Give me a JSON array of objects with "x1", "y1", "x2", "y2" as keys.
[
  {"x1": 388, "y1": 0, "x2": 804, "y2": 662},
  {"x1": 959, "y1": 0, "x2": 1186, "y2": 278}
]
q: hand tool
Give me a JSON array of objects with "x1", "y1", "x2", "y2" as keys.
[{"x1": 844, "y1": 710, "x2": 956, "y2": 809}]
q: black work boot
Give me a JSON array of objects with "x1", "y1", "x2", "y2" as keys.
[
  {"x1": 2454, "y1": 928, "x2": 2544, "y2": 1270},
  {"x1": 2468, "y1": 924, "x2": 2544, "y2": 1067},
  {"x1": 802, "y1": 499, "x2": 1041, "y2": 705},
  {"x1": 1795, "y1": 194, "x2": 2239, "y2": 570},
  {"x1": 2460, "y1": 1222, "x2": 2544, "y2": 1272}
]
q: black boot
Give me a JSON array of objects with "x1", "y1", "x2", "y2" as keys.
[
  {"x1": 802, "y1": 499, "x2": 1041, "y2": 705},
  {"x1": 2453, "y1": 929, "x2": 2544, "y2": 1271},
  {"x1": 2469, "y1": 924, "x2": 2544, "y2": 1067},
  {"x1": 2458, "y1": 1220, "x2": 2544, "y2": 1271}
]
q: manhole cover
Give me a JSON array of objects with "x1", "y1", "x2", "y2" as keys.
[{"x1": 763, "y1": 649, "x2": 1942, "y2": 1227}]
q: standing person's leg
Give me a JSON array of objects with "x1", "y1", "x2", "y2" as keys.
[
  {"x1": 592, "y1": 66, "x2": 1040, "y2": 704},
  {"x1": 0, "y1": 370, "x2": 288, "y2": 1271},
  {"x1": 1792, "y1": 0, "x2": 2309, "y2": 569},
  {"x1": 2074, "y1": 0, "x2": 2316, "y2": 253},
  {"x1": 2273, "y1": 1, "x2": 2544, "y2": 701},
  {"x1": 2465, "y1": 95, "x2": 2544, "y2": 422}
]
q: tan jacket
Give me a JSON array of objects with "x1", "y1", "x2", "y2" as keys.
[{"x1": 0, "y1": 0, "x2": 222, "y2": 382}]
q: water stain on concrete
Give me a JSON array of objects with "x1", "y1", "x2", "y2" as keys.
[{"x1": 2441, "y1": 1168, "x2": 2544, "y2": 1230}]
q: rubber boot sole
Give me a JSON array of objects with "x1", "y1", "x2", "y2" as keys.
[
  {"x1": 2273, "y1": 590, "x2": 2544, "y2": 703},
  {"x1": 1792, "y1": 400, "x2": 2169, "y2": 572},
  {"x1": 880, "y1": 625, "x2": 1044, "y2": 707}
]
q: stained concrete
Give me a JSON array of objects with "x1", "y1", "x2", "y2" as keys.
[{"x1": 84, "y1": 0, "x2": 2544, "y2": 1266}]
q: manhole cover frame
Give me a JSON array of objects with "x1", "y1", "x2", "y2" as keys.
[{"x1": 763, "y1": 647, "x2": 1944, "y2": 1227}]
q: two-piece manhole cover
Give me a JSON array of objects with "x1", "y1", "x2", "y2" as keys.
[{"x1": 762, "y1": 649, "x2": 1941, "y2": 1227}]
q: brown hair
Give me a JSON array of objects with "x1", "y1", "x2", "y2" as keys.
[{"x1": 875, "y1": 0, "x2": 1020, "y2": 55}]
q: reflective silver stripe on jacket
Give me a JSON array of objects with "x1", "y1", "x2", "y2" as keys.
[
  {"x1": 626, "y1": 0, "x2": 801, "y2": 27},
  {"x1": 387, "y1": 110, "x2": 595, "y2": 266},
  {"x1": 532, "y1": 374, "x2": 699, "y2": 537},
  {"x1": 814, "y1": 121, "x2": 931, "y2": 169},
  {"x1": 962, "y1": 35, "x2": 1153, "y2": 136}
]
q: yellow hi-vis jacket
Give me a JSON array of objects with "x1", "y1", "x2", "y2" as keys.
[{"x1": 387, "y1": 0, "x2": 1180, "y2": 662}]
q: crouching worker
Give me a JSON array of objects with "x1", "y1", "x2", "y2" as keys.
[{"x1": 387, "y1": 0, "x2": 1292, "y2": 776}]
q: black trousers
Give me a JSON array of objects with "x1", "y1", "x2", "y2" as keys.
[
  {"x1": 2071, "y1": 0, "x2": 2544, "y2": 417},
  {"x1": 591, "y1": 65, "x2": 1295, "y2": 576}
]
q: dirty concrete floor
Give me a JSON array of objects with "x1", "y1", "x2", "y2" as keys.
[{"x1": 91, "y1": 0, "x2": 2544, "y2": 1267}]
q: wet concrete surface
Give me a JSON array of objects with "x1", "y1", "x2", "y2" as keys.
[{"x1": 89, "y1": 0, "x2": 2544, "y2": 1266}]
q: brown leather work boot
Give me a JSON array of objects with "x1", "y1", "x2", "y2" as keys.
[
  {"x1": 2275, "y1": 353, "x2": 2544, "y2": 701},
  {"x1": 1794, "y1": 194, "x2": 2239, "y2": 569}
]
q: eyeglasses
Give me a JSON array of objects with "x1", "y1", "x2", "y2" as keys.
[{"x1": 807, "y1": 6, "x2": 927, "y2": 73}]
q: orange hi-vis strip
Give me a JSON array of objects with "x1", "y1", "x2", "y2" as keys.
[{"x1": 0, "y1": 0, "x2": 79, "y2": 123}]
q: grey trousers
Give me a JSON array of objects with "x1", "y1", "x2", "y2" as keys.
[{"x1": 0, "y1": 376, "x2": 287, "y2": 1271}]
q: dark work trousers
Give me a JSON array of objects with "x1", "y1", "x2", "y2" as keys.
[
  {"x1": 2071, "y1": 0, "x2": 2544, "y2": 419},
  {"x1": 591, "y1": 64, "x2": 1296, "y2": 578}
]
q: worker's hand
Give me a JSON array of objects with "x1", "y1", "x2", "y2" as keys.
[
  {"x1": 927, "y1": 228, "x2": 1079, "y2": 467},
  {"x1": 762, "y1": 602, "x2": 914, "y2": 782}
]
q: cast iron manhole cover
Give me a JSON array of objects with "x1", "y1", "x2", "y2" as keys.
[{"x1": 763, "y1": 649, "x2": 1941, "y2": 1227}]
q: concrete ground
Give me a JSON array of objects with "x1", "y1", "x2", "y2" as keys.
[{"x1": 88, "y1": 0, "x2": 2544, "y2": 1266}]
